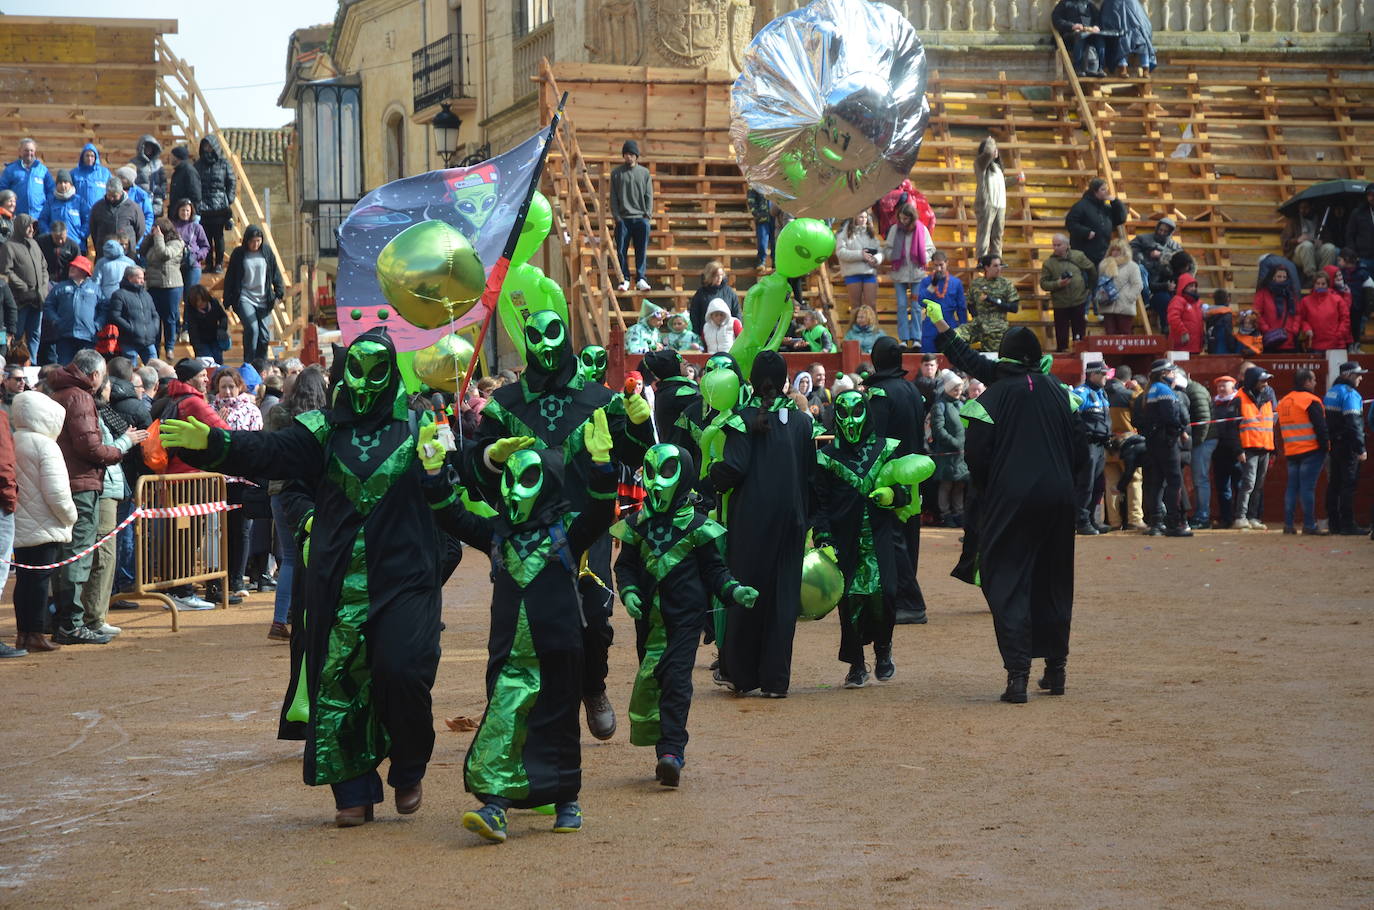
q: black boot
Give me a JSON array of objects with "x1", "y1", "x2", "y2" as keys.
[
  {"x1": 1038, "y1": 658, "x2": 1066, "y2": 695},
  {"x1": 1000, "y1": 670, "x2": 1029, "y2": 703}
]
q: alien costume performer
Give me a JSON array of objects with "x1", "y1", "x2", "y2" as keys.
[
  {"x1": 611, "y1": 444, "x2": 756, "y2": 787},
  {"x1": 465, "y1": 312, "x2": 654, "y2": 740},
  {"x1": 426, "y1": 416, "x2": 618, "y2": 843},
  {"x1": 162, "y1": 329, "x2": 444, "y2": 825},
  {"x1": 812, "y1": 390, "x2": 915, "y2": 689},
  {"x1": 640, "y1": 350, "x2": 705, "y2": 467}
]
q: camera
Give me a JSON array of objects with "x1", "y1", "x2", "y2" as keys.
[
  {"x1": 863, "y1": 248, "x2": 879, "y2": 256},
  {"x1": 1061, "y1": 271, "x2": 1073, "y2": 280}
]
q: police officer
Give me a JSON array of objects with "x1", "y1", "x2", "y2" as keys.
[
  {"x1": 1323, "y1": 362, "x2": 1368, "y2": 535},
  {"x1": 1073, "y1": 360, "x2": 1113, "y2": 535},
  {"x1": 1139, "y1": 359, "x2": 1193, "y2": 537}
]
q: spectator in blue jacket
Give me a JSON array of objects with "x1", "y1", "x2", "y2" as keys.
[
  {"x1": 1073, "y1": 360, "x2": 1113, "y2": 534},
  {"x1": 1323, "y1": 362, "x2": 1368, "y2": 535},
  {"x1": 93, "y1": 236, "x2": 136, "y2": 306},
  {"x1": 38, "y1": 169, "x2": 89, "y2": 250},
  {"x1": 917, "y1": 251, "x2": 967, "y2": 352},
  {"x1": 43, "y1": 255, "x2": 101, "y2": 364},
  {"x1": 0, "y1": 139, "x2": 54, "y2": 221},
  {"x1": 71, "y1": 143, "x2": 111, "y2": 216}
]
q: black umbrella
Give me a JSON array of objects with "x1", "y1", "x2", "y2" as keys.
[{"x1": 1277, "y1": 179, "x2": 1369, "y2": 218}]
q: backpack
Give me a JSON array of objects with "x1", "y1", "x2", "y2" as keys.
[{"x1": 1092, "y1": 273, "x2": 1119, "y2": 308}]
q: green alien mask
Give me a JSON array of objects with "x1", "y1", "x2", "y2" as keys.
[
  {"x1": 578, "y1": 345, "x2": 608, "y2": 385},
  {"x1": 834, "y1": 390, "x2": 869, "y2": 445},
  {"x1": 525, "y1": 309, "x2": 567, "y2": 373},
  {"x1": 343, "y1": 339, "x2": 393, "y2": 415},
  {"x1": 500, "y1": 448, "x2": 545, "y2": 526},
  {"x1": 642, "y1": 443, "x2": 685, "y2": 514}
]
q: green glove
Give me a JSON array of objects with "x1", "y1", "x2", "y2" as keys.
[
  {"x1": 625, "y1": 393, "x2": 651, "y2": 426},
  {"x1": 417, "y1": 422, "x2": 445, "y2": 473},
  {"x1": 488, "y1": 435, "x2": 536, "y2": 466},
  {"x1": 622, "y1": 590, "x2": 643, "y2": 620},
  {"x1": 584, "y1": 408, "x2": 612, "y2": 464},
  {"x1": 733, "y1": 585, "x2": 759, "y2": 608},
  {"x1": 870, "y1": 486, "x2": 895, "y2": 507},
  {"x1": 923, "y1": 299, "x2": 945, "y2": 325},
  {"x1": 301, "y1": 515, "x2": 314, "y2": 567},
  {"x1": 160, "y1": 416, "x2": 211, "y2": 450}
]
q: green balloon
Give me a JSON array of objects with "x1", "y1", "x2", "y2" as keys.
[
  {"x1": 396, "y1": 350, "x2": 420, "y2": 394},
  {"x1": 775, "y1": 217, "x2": 836, "y2": 278},
  {"x1": 876, "y1": 454, "x2": 937, "y2": 522},
  {"x1": 799, "y1": 547, "x2": 844, "y2": 621},
  {"x1": 732, "y1": 273, "x2": 793, "y2": 379},
  {"x1": 700, "y1": 368, "x2": 741, "y2": 414},
  {"x1": 512, "y1": 192, "x2": 553, "y2": 267},
  {"x1": 498, "y1": 262, "x2": 568, "y2": 356}
]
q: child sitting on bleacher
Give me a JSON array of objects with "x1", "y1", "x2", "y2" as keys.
[
  {"x1": 1233, "y1": 308, "x2": 1263, "y2": 356},
  {"x1": 1204, "y1": 289, "x2": 1237, "y2": 354},
  {"x1": 663, "y1": 312, "x2": 704, "y2": 353}
]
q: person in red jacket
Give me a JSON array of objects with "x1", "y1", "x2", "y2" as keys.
[
  {"x1": 1166, "y1": 272, "x2": 1204, "y2": 352},
  {"x1": 151, "y1": 358, "x2": 228, "y2": 474},
  {"x1": 1254, "y1": 263, "x2": 1301, "y2": 352},
  {"x1": 1297, "y1": 265, "x2": 1352, "y2": 354}
]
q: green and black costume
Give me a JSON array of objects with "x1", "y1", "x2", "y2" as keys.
[{"x1": 183, "y1": 328, "x2": 444, "y2": 810}]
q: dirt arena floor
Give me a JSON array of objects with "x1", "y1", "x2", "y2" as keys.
[{"x1": 1, "y1": 527, "x2": 1371, "y2": 908}]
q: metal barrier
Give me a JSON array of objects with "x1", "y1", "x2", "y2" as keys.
[{"x1": 115, "y1": 472, "x2": 230, "y2": 631}]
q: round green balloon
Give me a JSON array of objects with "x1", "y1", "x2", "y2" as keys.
[
  {"x1": 376, "y1": 220, "x2": 486, "y2": 330},
  {"x1": 775, "y1": 217, "x2": 836, "y2": 278},
  {"x1": 799, "y1": 547, "x2": 844, "y2": 621},
  {"x1": 700, "y1": 368, "x2": 741, "y2": 414},
  {"x1": 512, "y1": 192, "x2": 554, "y2": 267}
]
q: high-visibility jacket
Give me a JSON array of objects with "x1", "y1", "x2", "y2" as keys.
[
  {"x1": 1277, "y1": 391, "x2": 1323, "y2": 456},
  {"x1": 1238, "y1": 390, "x2": 1275, "y2": 450}
]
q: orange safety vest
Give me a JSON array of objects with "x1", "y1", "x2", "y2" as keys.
[
  {"x1": 1277, "y1": 391, "x2": 1322, "y2": 456},
  {"x1": 1239, "y1": 391, "x2": 1275, "y2": 450}
]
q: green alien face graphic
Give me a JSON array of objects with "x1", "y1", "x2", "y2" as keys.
[
  {"x1": 524, "y1": 310, "x2": 567, "y2": 373},
  {"x1": 500, "y1": 448, "x2": 544, "y2": 525},
  {"x1": 578, "y1": 345, "x2": 608, "y2": 385},
  {"x1": 448, "y1": 164, "x2": 499, "y2": 229},
  {"x1": 343, "y1": 339, "x2": 392, "y2": 415},
  {"x1": 834, "y1": 390, "x2": 868, "y2": 445},
  {"x1": 642, "y1": 443, "x2": 684, "y2": 514}
]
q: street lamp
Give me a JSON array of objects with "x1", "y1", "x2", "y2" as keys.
[{"x1": 433, "y1": 102, "x2": 462, "y2": 167}]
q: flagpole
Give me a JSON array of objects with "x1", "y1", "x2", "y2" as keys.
[{"x1": 457, "y1": 91, "x2": 569, "y2": 401}]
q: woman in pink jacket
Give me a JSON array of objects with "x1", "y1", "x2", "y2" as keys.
[{"x1": 1297, "y1": 265, "x2": 1352, "y2": 354}]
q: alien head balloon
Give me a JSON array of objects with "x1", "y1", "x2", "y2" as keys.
[
  {"x1": 512, "y1": 191, "x2": 553, "y2": 267},
  {"x1": 700, "y1": 367, "x2": 741, "y2": 414},
  {"x1": 731, "y1": 0, "x2": 928, "y2": 219},
  {"x1": 412, "y1": 332, "x2": 476, "y2": 395},
  {"x1": 375, "y1": 220, "x2": 487, "y2": 330},
  {"x1": 498, "y1": 262, "x2": 569, "y2": 357},
  {"x1": 775, "y1": 218, "x2": 836, "y2": 278}
]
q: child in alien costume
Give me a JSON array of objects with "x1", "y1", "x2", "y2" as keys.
[
  {"x1": 610, "y1": 443, "x2": 757, "y2": 787},
  {"x1": 811, "y1": 390, "x2": 933, "y2": 690},
  {"x1": 159, "y1": 328, "x2": 445, "y2": 828},
  {"x1": 465, "y1": 310, "x2": 654, "y2": 742},
  {"x1": 421, "y1": 411, "x2": 618, "y2": 843}
]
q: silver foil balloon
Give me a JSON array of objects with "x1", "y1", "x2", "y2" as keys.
[{"x1": 731, "y1": 0, "x2": 929, "y2": 219}]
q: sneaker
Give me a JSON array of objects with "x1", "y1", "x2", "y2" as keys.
[
  {"x1": 174, "y1": 593, "x2": 217, "y2": 611},
  {"x1": 256, "y1": 575, "x2": 277, "y2": 591},
  {"x1": 843, "y1": 664, "x2": 869, "y2": 689},
  {"x1": 1230, "y1": 519, "x2": 1251, "y2": 531},
  {"x1": 1248, "y1": 519, "x2": 1268, "y2": 531},
  {"x1": 1145, "y1": 525, "x2": 1165, "y2": 536},
  {"x1": 874, "y1": 648, "x2": 895, "y2": 681},
  {"x1": 0, "y1": 642, "x2": 27, "y2": 658},
  {"x1": 267, "y1": 622, "x2": 291, "y2": 641},
  {"x1": 616, "y1": 280, "x2": 630, "y2": 293},
  {"x1": 552, "y1": 801, "x2": 583, "y2": 833},
  {"x1": 91, "y1": 623, "x2": 122, "y2": 636},
  {"x1": 232, "y1": 587, "x2": 251, "y2": 598},
  {"x1": 1339, "y1": 525, "x2": 1373, "y2": 536},
  {"x1": 655, "y1": 754, "x2": 683, "y2": 788},
  {"x1": 1188, "y1": 517, "x2": 1209, "y2": 530},
  {"x1": 205, "y1": 584, "x2": 243, "y2": 605},
  {"x1": 635, "y1": 278, "x2": 651, "y2": 291},
  {"x1": 894, "y1": 609, "x2": 927, "y2": 625},
  {"x1": 1163, "y1": 525, "x2": 1193, "y2": 538},
  {"x1": 711, "y1": 666, "x2": 735, "y2": 691},
  {"x1": 52, "y1": 626, "x2": 112, "y2": 645},
  {"x1": 462, "y1": 804, "x2": 508, "y2": 843},
  {"x1": 1076, "y1": 522, "x2": 1099, "y2": 536}
]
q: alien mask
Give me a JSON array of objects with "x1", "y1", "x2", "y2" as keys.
[
  {"x1": 834, "y1": 390, "x2": 869, "y2": 445},
  {"x1": 642, "y1": 443, "x2": 685, "y2": 514},
  {"x1": 500, "y1": 448, "x2": 545, "y2": 526},
  {"x1": 343, "y1": 339, "x2": 392, "y2": 415},
  {"x1": 578, "y1": 345, "x2": 608, "y2": 385},
  {"x1": 525, "y1": 310, "x2": 567, "y2": 373}
]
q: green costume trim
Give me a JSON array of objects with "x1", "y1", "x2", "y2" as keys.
[
  {"x1": 295, "y1": 409, "x2": 330, "y2": 443},
  {"x1": 465, "y1": 601, "x2": 539, "y2": 800},
  {"x1": 202, "y1": 428, "x2": 232, "y2": 470},
  {"x1": 501, "y1": 529, "x2": 558, "y2": 588},
  {"x1": 959, "y1": 398, "x2": 994, "y2": 426},
  {"x1": 818, "y1": 439, "x2": 897, "y2": 597},
  {"x1": 628, "y1": 599, "x2": 667, "y2": 747},
  {"x1": 429, "y1": 487, "x2": 458, "y2": 511},
  {"x1": 325, "y1": 434, "x2": 416, "y2": 517}
]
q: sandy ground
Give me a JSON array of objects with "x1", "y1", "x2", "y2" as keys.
[{"x1": 0, "y1": 527, "x2": 1371, "y2": 909}]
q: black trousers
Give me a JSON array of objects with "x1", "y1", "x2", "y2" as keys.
[
  {"x1": 1143, "y1": 441, "x2": 1182, "y2": 527},
  {"x1": 635, "y1": 599, "x2": 704, "y2": 757},
  {"x1": 837, "y1": 592, "x2": 894, "y2": 666},
  {"x1": 1076, "y1": 442, "x2": 1106, "y2": 524},
  {"x1": 983, "y1": 507, "x2": 1074, "y2": 672},
  {"x1": 13, "y1": 543, "x2": 58, "y2": 633},
  {"x1": 201, "y1": 208, "x2": 232, "y2": 269},
  {"x1": 1326, "y1": 448, "x2": 1362, "y2": 531},
  {"x1": 891, "y1": 517, "x2": 927, "y2": 615},
  {"x1": 580, "y1": 534, "x2": 614, "y2": 698}
]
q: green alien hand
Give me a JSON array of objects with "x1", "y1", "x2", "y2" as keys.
[
  {"x1": 625, "y1": 393, "x2": 651, "y2": 426},
  {"x1": 869, "y1": 486, "x2": 895, "y2": 508},
  {"x1": 923, "y1": 299, "x2": 945, "y2": 326},
  {"x1": 622, "y1": 590, "x2": 643, "y2": 620},
  {"x1": 160, "y1": 416, "x2": 211, "y2": 450},
  {"x1": 417, "y1": 422, "x2": 446, "y2": 473},
  {"x1": 585, "y1": 409, "x2": 613, "y2": 464},
  {"x1": 488, "y1": 435, "x2": 536, "y2": 466},
  {"x1": 733, "y1": 585, "x2": 759, "y2": 608}
]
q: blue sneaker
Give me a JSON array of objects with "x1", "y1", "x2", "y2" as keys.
[
  {"x1": 655, "y1": 754, "x2": 684, "y2": 788},
  {"x1": 462, "y1": 804, "x2": 508, "y2": 843},
  {"x1": 553, "y1": 802, "x2": 583, "y2": 833}
]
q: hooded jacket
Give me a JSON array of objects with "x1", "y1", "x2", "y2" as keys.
[
  {"x1": 1065, "y1": 189, "x2": 1127, "y2": 264},
  {"x1": 140, "y1": 227, "x2": 185, "y2": 289},
  {"x1": 1130, "y1": 224, "x2": 1182, "y2": 289},
  {"x1": 194, "y1": 135, "x2": 236, "y2": 212},
  {"x1": 1166, "y1": 273, "x2": 1204, "y2": 352},
  {"x1": 0, "y1": 155, "x2": 54, "y2": 221},
  {"x1": 689, "y1": 278, "x2": 740, "y2": 337},
  {"x1": 43, "y1": 274, "x2": 102, "y2": 343},
  {"x1": 223, "y1": 225, "x2": 284, "y2": 312},
  {"x1": 171, "y1": 201, "x2": 210, "y2": 265},
  {"x1": 38, "y1": 181, "x2": 90, "y2": 248},
  {"x1": 1297, "y1": 268, "x2": 1352, "y2": 351},
  {"x1": 701, "y1": 296, "x2": 736, "y2": 353},
  {"x1": 11, "y1": 391, "x2": 78, "y2": 547},
  {"x1": 625, "y1": 301, "x2": 665, "y2": 354},
  {"x1": 1, "y1": 214, "x2": 49, "y2": 308},
  {"x1": 154, "y1": 377, "x2": 229, "y2": 474},
  {"x1": 170, "y1": 155, "x2": 202, "y2": 210},
  {"x1": 107, "y1": 276, "x2": 160, "y2": 348},
  {"x1": 48, "y1": 363, "x2": 128, "y2": 494},
  {"x1": 71, "y1": 142, "x2": 112, "y2": 214},
  {"x1": 108, "y1": 375, "x2": 152, "y2": 482},
  {"x1": 129, "y1": 135, "x2": 165, "y2": 215},
  {"x1": 90, "y1": 187, "x2": 145, "y2": 252},
  {"x1": 93, "y1": 238, "x2": 136, "y2": 303},
  {"x1": 1253, "y1": 262, "x2": 1301, "y2": 352},
  {"x1": 183, "y1": 291, "x2": 229, "y2": 352}
]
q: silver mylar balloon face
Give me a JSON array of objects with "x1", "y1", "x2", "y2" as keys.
[{"x1": 731, "y1": 0, "x2": 929, "y2": 219}]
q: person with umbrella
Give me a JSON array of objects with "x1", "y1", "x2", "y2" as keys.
[{"x1": 1281, "y1": 199, "x2": 1340, "y2": 283}]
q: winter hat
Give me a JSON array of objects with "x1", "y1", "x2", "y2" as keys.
[
  {"x1": 1212, "y1": 374, "x2": 1236, "y2": 387},
  {"x1": 641, "y1": 349, "x2": 681, "y2": 381},
  {"x1": 1157, "y1": 216, "x2": 1177, "y2": 232},
  {"x1": 238, "y1": 362, "x2": 263, "y2": 393},
  {"x1": 996, "y1": 326, "x2": 1041, "y2": 367},
  {"x1": 750, "y1": 349, "x2": 788, "y2": 393},
  {"x1": 622, "y1": 139, "x2": 641, "y2": 157},
  {"x1": 114, "y1": 165, "x2": 136, "y2": 185},
  {"x1": 171, "y1": 145, "x2": 190, "y2": 161},
  {"x1": 175, "y1": 357, "x2": 207, "y2": 383},
  {"x1": 68, "y1": 255, "x2": 93, "y2": 276},
  {"x1": 55, "y1": 168, "x2": 72, "y2": 184},
  {"x1": 870, "y1": 335, "x2": 905, "y2": 372}
]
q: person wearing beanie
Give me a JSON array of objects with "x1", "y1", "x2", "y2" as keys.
[
  {"x1": 642, "y1": 348, "x2": 702, "y2": 463},
  {"x1": 38, "y1": 167, "x2": 89, "y2": 251},
  {"x1": 89, "y1": 174, "x2": 144, "y2": 253},
  {"x1": 1131, "y1": 215, "x2": 1183, "y2": 332},
  {"x1": 114, "y1": 164, "x2": 155, "y2": 234},
  {"x1": 1231, "y1": 366, "x2": 1276, "y2": 530},
  {"x1": 611, "y1": 138, "x2": 653, "y2": 292}
]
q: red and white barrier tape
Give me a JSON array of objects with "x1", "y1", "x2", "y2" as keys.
[{"x1": 2, "y1": 502, "x2": 241, "y2": 570}]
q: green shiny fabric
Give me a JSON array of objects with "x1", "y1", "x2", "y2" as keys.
[
  {"x1": 628, "y1": 599, "x2": 667, "y2": 747},
  {"x1": 325, "y1": 434, "x2": 416, "y2": 517},
  {"x1": 465, "y1": 601, "x2": 539, "y2": 800},
  {"x1": 311, "y1": 532, "x2": 388, "y2": 784},
  {"x1": 501, "y1": 534, "x2": 554, "y2": 588},
  {"x1": 817, "y1": 439, "x2": 896, "y2": 597}
]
